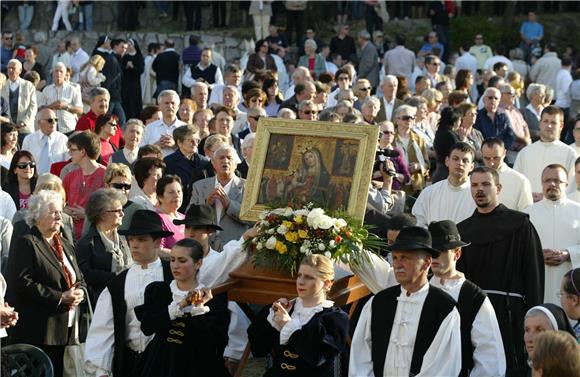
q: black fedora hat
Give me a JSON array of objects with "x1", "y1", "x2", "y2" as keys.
[
  {"x1": 173, "y1": 204, "x2": 223, "y2": 231},
  {"x1": 390, "y1": 226, "x2": 440, "y2": 257},
  {"x1": 428, "y1": 220, "x2": 470, "y2": 251},
  {"x1": 119, "y1": 209, "x2": 174, "y2": 238}
]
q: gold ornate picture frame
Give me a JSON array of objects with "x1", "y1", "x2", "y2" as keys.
[{"x1": 240, "y1": 118, "x2": 379, "y2": 222}]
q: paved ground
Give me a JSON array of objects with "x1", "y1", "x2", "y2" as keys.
[{"x1": 241, "y1": 357, "x2": 268, "y2": 377}]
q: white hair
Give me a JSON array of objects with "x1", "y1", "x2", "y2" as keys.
[
  {"x1": 213, "y1": 145, "x2": 242, "y2": 165},
  {"x1": 277, "y1": 108, "x2": 296, "y2": 119},
  {"x1": 157, "y1": 89, "x2": 180, "y2": 102},
  {"x1": 241, "y1": 133, "x2": 256, "y2": 157},
  {"x1": 381, "y1": 75, "x2": 398, "y2": 86},
  {"x1": 25, "y1": 190, "x2": 64, "y2": 227}
]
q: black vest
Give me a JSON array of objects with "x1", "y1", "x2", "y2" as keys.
[
  {"x1": 457, "y1": 280, "x2": 487, "y2": 377},
  {"x1": 190, "y1": 64, "x2": 218, "y2": 84},
  {"x1": 370, "y1": 284, "x2": 456, "y2": 377},
  {"x1": 108, "y1": 260, "x2": 172, "y2": 377}
]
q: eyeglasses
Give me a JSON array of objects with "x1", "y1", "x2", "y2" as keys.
[
  {"x1": 111, "y1": 183, "x2": 131, "y2": 191},
  {"x1": 487, "y1": 96, "x2": 499, "y2": 101},
  {"x1": 431, "y1": 62, "x2": 441, "y2": 66},
  {"x1": 42, "y1": 118, "x2": 58, "y2": 124},
  {"x1": 108, "y1": 122, "x2": 118, "y2": 127},
  {"x1": 542, "y1": 178, "x2": 567, "y2": 185},
  {"x1": 250, "y1": 116, "x2": 262, "y2": 121},
  {"x1": 250, "y1": 97, "x2": 263, "y2": 103},
  {"x1": 302, "y1": 110, "x2": 318, "y2": 115},
  {"x1": 106, "y1": 208, "x2": 124, "y2": 214},
  {"x1": 399, "y1": 115, "x2": 415, "y2": 121},
  {"x1": 4, "y1": 37, "x2": 13, "y2": 40},
  {"x1": 16, "y1": 162, "x2": 36, "y2": 169},
  {"x1": 360, "y1": 87, "x2": 371, "y2": 91},
  {"x1": 380, "y1": 131, "x2": 395, "y2": 136},
  {"x1": 68, "y1": 147, "x2": 80, "y2": 152}
]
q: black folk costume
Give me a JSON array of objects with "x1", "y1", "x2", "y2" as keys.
[
  {"x1": 134, "y1": 280, "x2": 230, "y2": 377},
  {"x1": 248, "y1": 298, "x2": 349, "y2": 377}
]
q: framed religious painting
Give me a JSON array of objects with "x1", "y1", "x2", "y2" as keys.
[{"x1": 240, "y1": 118, "x2": 379, "y2": 222}]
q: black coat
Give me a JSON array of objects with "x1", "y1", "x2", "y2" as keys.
[
  {"x1": 2, "y1": 180, "x2": 36, "y2": 210},
  {"x1": 6, "y1": 226, "x2": 84, "y2": 345},
  {"x1": 76, "y1": 224, "x2": 130, "y2": 307},
  {"x1": 95, "y1": 49, "x2": 123, "y2": 102},
  {"x1": 121, "y1": 52, "x2": 145, "y2": 119}
]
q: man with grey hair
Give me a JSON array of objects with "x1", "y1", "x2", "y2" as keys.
[
  {"x1": 239, "y1": 107, "x2": 266, "y2": 139},
  {"x1": 284, "y1": 66, "x2": 312, "y2": 100},
  {"x1": 22, "y1": 108, "x2": 69, "y2": 174},
  {"x1": 75, "y1": 87, "x2": 122, "y2": 149},
  {"x1": 1, "y1": 58, "x2": 37, "y2": 143},
  {"x1": 357, "y1": 30, "x2": 380, "y2": 89},
  {"x1": 111, "y1": 119, "x2": 144, "y2": 167},
  {"x1": 474, "y1": 87, "x2": 515, "y2": 152},
  {"x1": 375, "y1": 75, "x2": 402, "y2": 122},
  {"x1": 41, "y1": 62, "x2": 83, "y2": 135},
  {"x1": 361, "y1": 96, "x2": 380, "y2": 124},
  {"x1": 190, "y1": 81, "x2": 209, "y2": 110},
  {"x1": 140, "y1": 90, "x2": 185, "y2": 156},
  {"x1": 190, "y1": 145, "x2": 248, "y2": 248},
  {"x1": 297, "y1": 99, "x2": 319, "y2": 121},
  {"x1": 209, "y1": 64, "x2": 242, "y2": 107}
]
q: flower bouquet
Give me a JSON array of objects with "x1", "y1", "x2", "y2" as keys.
[{"x1": 244, "y1": 204, "x2": 386, "y2": 276}]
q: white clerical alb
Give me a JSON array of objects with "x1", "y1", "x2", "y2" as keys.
[
  {"x1": 412, "y1": 179, "x2": 476, "y2": 228},
  {"x1": 497, "y1": 163, "x2": 533, "y2": 211},
  {"x1": 349, "y1": 283, "x2": 462, "y2": 377},
  {"x1": 524, "y1": 198, "x2": 580, "y2": 305}
]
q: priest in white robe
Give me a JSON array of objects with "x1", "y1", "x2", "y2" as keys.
[
  {"x1": 412, "y1": 142, "x2": 476, "y2": 227},
  {"x1": 349, "y1": 226, "x2": 462, "y2": 377},
  {"x1": 568, "y1": 157, "x2": 580, "y2": 203},
  {"x1": 481, "y1": 138, "x2": 533, "y2": 210},
  {"x1": 513, "y1": 106, "x2": 578, "y2": 200},
  {"x1": 523, "y1": 164, "x2": 580, "y2": 305}
]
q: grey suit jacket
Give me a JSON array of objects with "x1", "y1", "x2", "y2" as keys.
[
  {"x1": 189, "y1": 175, "x2": 249, "y2": 250},
  {"x1": 375, "y1": 97, "x2": 403, "y2": 123},
  {"x1": 0, "y1": 78, "x2": 37, "y2": 133},
  {"x1": 358, "y1": 42, "x2": 380, "y2": 88}
]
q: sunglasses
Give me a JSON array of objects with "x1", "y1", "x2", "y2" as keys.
[
  {"x1": 108, "y1": 122, "x2": 118, "y2": 127},
  {"x1": 250, "y1": 116, "x2": 262, "y2": 121},
  {"x1": 16, "y1": 162, "x2": 36, "y2": 169},
  {"x1": 250, "y1": 97, "x2": 263, "y2": 103},
  {"x1": 380, "y1": 131, "x2": 395, "y2": 136},
  {"x1": 302, "y1": 110, "x2": 318, "y2": 115},
  {"x1": 399, "y1": 115, "x2": 415, "y2": 121},
  {"x1": 111, "y1": 183, "x2": 131, "y2": 191},
  {"x1": 360, "y1": 87, "x2": 372, "y2": 91},
  {"x1": 42, "y1": 118, "x2": 58, "y2": 124}
]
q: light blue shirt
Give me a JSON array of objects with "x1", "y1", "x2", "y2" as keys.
[{"x1": 520, "y1": 21, "x2": 544, "y2": 41}]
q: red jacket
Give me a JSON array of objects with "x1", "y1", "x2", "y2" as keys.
[{"x1": 76, "y1": 111, "x2": 124, "y2": 148}]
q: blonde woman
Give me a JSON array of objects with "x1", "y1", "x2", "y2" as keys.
[
  {"x1": 248, "y1": 254, "x2": 349, "y2": 376},
  {"x1": 421, "y1": 88, "x2": 444, "y2": 134},
  {"x1": 79, "y1": 55, "x2": 106, "y2": 105}
]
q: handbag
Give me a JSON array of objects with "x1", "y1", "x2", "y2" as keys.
[{"x1": 63, "y1": 287, "x2": 93, "y2": 377}]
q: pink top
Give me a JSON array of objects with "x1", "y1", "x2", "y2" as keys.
[
  {"x1": 100, "y1": 139, "x2": 115, "y2": 166},
  {"x1": 63, "y1": 166, "x2": 106, "y2": 239},
  {"x1": 19, "y1": 192, "x2": 31, "y2": 209},
  {"x1": 156, "y1": 209, "x2": 185, "y2": 249}
]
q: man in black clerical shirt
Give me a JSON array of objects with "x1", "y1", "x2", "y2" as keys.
[{"x1": 457, "y1": 166, "x2": 544, "y2": 375}]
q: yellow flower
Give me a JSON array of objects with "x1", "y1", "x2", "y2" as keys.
[
  {"x1": 294, "y1": 216, "x2": 303, "y2": 224},
  {"x1": 275, "y1": 241, "x2": 287, "y2": 254},
  {"x1": 298, "y1": 229, "x2": 309, "y2": 239},
  {"x1": 282, "y1": 220, "x2": 293, "y2": 229},
  {"x1": 285, "y1": 231, "x2": 299, "y2": 242}
]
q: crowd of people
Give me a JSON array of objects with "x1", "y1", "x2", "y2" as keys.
[{"x1": 1, "y1": 5, "x2": 580, "y2": 377}]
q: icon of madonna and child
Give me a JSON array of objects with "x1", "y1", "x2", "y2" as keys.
[{"x1": 258, "y1": 135, "x2": 358, "y2": 210}]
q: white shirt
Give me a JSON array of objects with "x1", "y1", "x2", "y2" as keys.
[
  {"x1": 382, "y1": 96, "x2": 396, "y2": 122},
  {"x1": 554, "y1": 68, "x2": 573, "y2": 108},
  {"x1": 41, "y1": 82, "x2": 83, "y2": 134},
  {"x1": 497, "y1": 163, "x2": 533, "y2": 211},
  {"x1": 523, "y1": 198, "x2": 580, "y2": 305},
  {"x1": 122, "y1": 148, "x2": 138, "y2": 164},
  {"x1": 21, "y1": 130, "x2": 70, "y2": 174},
  {"x1": 84, "y1": 259, "x2": 164, "y2": 376},
  {"x1": 412, "y1": 179, "x2": 476, "y2": 228},
  {"x1": 182, "y1": 63, "x2": 224, "y2": 89},
  {"x1": 513, "y1": 140, "x2": 578, "y2": 193},
  {"x1": 140, "y1": 117, "x2": 186, "y2": 157},
  {"x1": 208, "y1": 84, "x2": 242, "y2": 108},
  {"x1": 455, "y1": 52, "x2": 478, "y2": 77},
  {"x1": 70, "y1": 48, "x2": 90, "y2": 82},
  {"x1": 0, "y1": 190, "x2": 16, "y2": 221},
  {"x1": 349, "y1": 283, "x2": 462, "y2": 377},
  {"x1": 568, "y1": 190, "x2": 580, "y2": 203},
  {"x1": 51, "y1": 51, "x2": 72, "y2": 71},
  {"x1": 430, "y1": 277, "x2": 506, "y2": 377},
  {"x1": 483, "y1": 55, "x2": 514, "y2": 72}
]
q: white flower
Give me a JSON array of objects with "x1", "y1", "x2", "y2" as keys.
[
  {"x1": 277, "y1": 225, "x2": 288, "y2": 235},
  {"x1": 329, "y1": 240, "x2": 336, "y2": 248},
  {"x1": 334, "y1": 218, "x2": 347, "y2": 230},
  {"x1": 318, "y1": 243, "x2": 326, "y2": 251},
  {"x1": 265, "y1": 236, "x2": 277, "y2": 249},
  {"x1": 284, "y1": 207, "x2": 293, "y2": 216},
  {"x1": 258, "y1": 212, "x2": 266, "y2": 220},
  {"x1": 324, "y1": 251, "x2": 331, "y2": 258},
  {"x1": 317, "y1": 215, "x2": 334, "y2": 229},
  {"x1": 294, "y1": 209, "x2": 309, "y2": 217},
  {"x1": 267, "y1": 228, "x2": 275, "y2": 234},
  {"x1": 307, "y1": 208, "x2": 333, "y2": 229},
  {"x1": 299, "y1": 245, "x2": 309, "y2": 253},
  {"x1": 256, "y1": 242, "x2": 264, "y2": 250},
  {"x1": 303, "y1": 240, "x2": 311, "y2": 247}
]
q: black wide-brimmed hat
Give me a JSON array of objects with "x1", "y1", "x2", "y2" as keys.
[
  {"x1": 428, "y1": 220, "x2": 470, "y2": 251},
  {"x1": 173, "y1": 204, "x2": 223, "y2": 231},
  {"x1": 390, "y1": 226, "x2": 440, "y2": 257},
  {"x1": 119, "y1": 209, "x2": 174, "y2": 238}
]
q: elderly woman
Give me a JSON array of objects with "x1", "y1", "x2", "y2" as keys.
[
  {"x1": 102, "y1": 162, "x2": 145, "y2": 232},
  {"x1": 193, "y1": 109, "x2": 213, "y2": 140},
  {"x1": 131, "y1": 157, "x2": 166, "y2": 211},
  {"x1": 456, "y1": 103, "x2": 484, "y2": 163},
  {"x1": 298, "y1": 39, "x2": 326, "y2": 79},
  {"x1": 4, "y1": 150, "x2": 38, "y2": 210},
  {"x1": 353, "y1": 79, "x2": 372, "y2": 111},
  {"x1": 76, "y1": 188, "x2": 131, "y2": 306},
  {"x1": 238, "y1": 133, "x2": 256, "y2": 179},
  {"x1": 360, "y1": 96, "x2": 380, "y2": 125},
  {"x1": 421, "y1": 88, "x2": 444, "y2": 134},
  {"x1": 0, "y1": 124, "x2": 18, "y2": 169},
  {"x1": 407, "y1": 96, "x2": 435, "y2": 152},
  {"x1": 95, "y1": 114, "x2": 119, "y2": 165},
  {"x1": 6, "y1": 190, "x2": 84, "y2": 377},
  {"x1": 156, "y1": 175, "x2": 185, "y2": 251},
  {"x1": 178, "y1": 98, "x2": 197, "y2": 124},
  {"x1": 523, "y1": 83, "x2": 546, "y2": 141}
]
